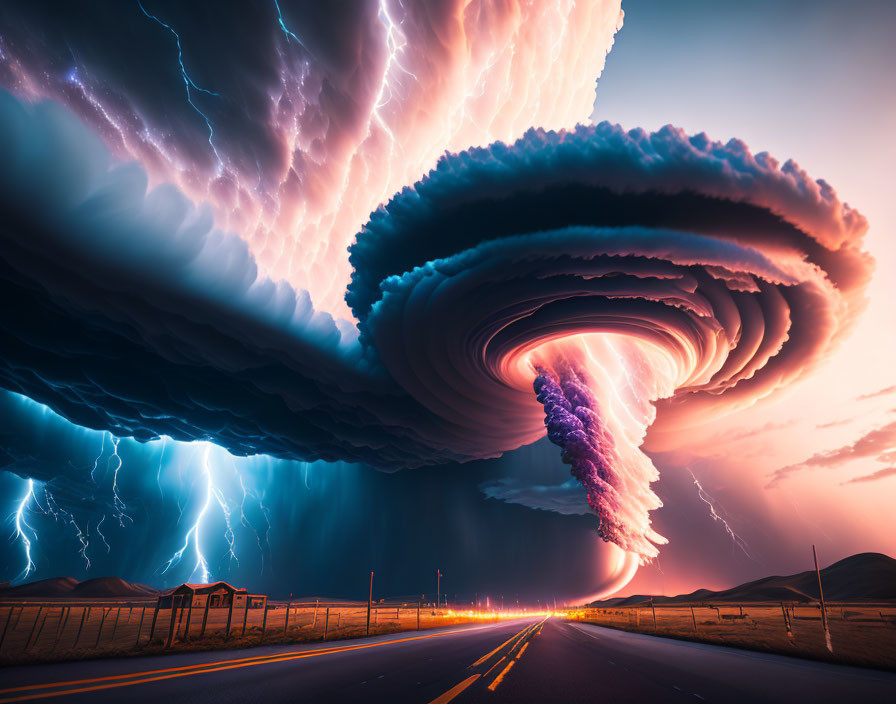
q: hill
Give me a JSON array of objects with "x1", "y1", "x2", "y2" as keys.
[
  {"x1": 0, "y1": 576, "x2": 158, "y2": 599},
  {"x1": 593, "y1": 552, "x2": 896, "y2": 606}
]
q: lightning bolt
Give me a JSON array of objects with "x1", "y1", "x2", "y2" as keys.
[
  {"x1": 374, "y1": 0, "x2": 418, "y2": 111},
  {"x1": 234, "y1": 460, "x2": 271, "y2": 575},
  {"x1": 210, "y1": 477, "x2": 238, "y2": 567},
  {"x1": 162, "y1": 443, "x2": 213, "y2": 583},
  {"x1": 363, "y1": 0, "x2": 420, "y2": 206},
  {"x1": 108, "y1": 436, "x2": 132, "y2": 527},
  {"x1": 156, "y1": 436, "x2": 167, "y2": 498},
  {"x1": 369, "y1": 0, "x2": 417, "y2": 139},
  {"x1": 136, "y1": 0, "x2": 223, "y2": 172},
  {"x1": 10, "y1": 478, "x2": 38, "y2": 582},
  {"x1": 95, "y1": 515, "x2": 111, "y2": 554},
  {"x1": 688, "y1": 469, "x2": 754, "y2": 559},
  {"x1": 40, "y1": 487, "x2": 91, "y2": 571},
  {"x1": 272, "y1": 0, "x2": 312, "y2": 55},
  {"x1": 90, "y1": 433, "x2": 106, "y2": 484}
]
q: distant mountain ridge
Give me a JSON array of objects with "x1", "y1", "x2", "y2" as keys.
[
  {"x1": 593, "y1": 553, "x2": 896, "y2": 606},
  {"x1": 0, "y1": 576, "x2": 159, "y2": 599}
]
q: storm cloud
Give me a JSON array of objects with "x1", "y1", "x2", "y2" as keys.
[{"x1": 0, "y1": 83, "x2": 872, "y2": 557}]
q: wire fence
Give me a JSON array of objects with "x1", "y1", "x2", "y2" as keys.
[
  {"x1": 0, "y1": 598, "x2": 488, "y2": 663},
  {"x1": 564, "y1": 602, "x2": 896, "y2": 669}
]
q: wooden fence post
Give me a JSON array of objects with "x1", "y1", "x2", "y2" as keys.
[
  {"x1": 25, "y1": 607, "x2": 47, "y2": 651},
  {"x1": 690, "y1": 606, "x2": 697, "y2": 633},
  {"x1": 781, "y1": 602, "x2": 794, "y2": 641},
  {"x1": 174, "y1": 596, "x2": 193, "y2": 640},
  {"x1": 813, "y1": 545, "x2": 833, "y2": 653},
  {"x1": 261, "y1": 603, "x2": 269, "y2": 639},
  {"x1": 323, "y1": 607, "x2": 329, "y2": 641},
  {"x1": 166, "y1": 596, "x2": 182, "y2": 648},
  {"x1": 110, "y1": 607, "x2": 122, "y2": 643},
  {"x1": 366, "y1": 571, "x2": 374, "y2": 636},
  {"x1": 0, "y1": 607, "x2": 10, "y2": 651},
  {"x1": 312, "y1": 600, "x2": 319, "y2": 630},
  {"x1": 34, "y1": 607, "x2": 52, "y2": 650},
  {"x1": 283, "y1": 602, "x2": 291, "y2": 635},
  {"x1": 225, "y1": 596, "x2": 236, "y2": 641},
  {"x1": 94, "y1": 608, "x2": 111, "y2": 649},
  {"x1": 650, "y1": 601, "x2": 657, "y2": 631},
  {"x1": 149, "y1": 599, "x2": 161, "y2": 643},
  {"x1": 135, "y1": 607, "x2": 147, "y2": 647},
  {"x1": 0, "y1": 606, "x2": 15, "y2": 651},
  {"x1": 200, "y1": 596, "x2": 211, "y2": 637},
  {"x1": 183, "y1": 597, "x2": 195, "y2": 641},
  {"x1": 55, "y1": 606, "x2": 71, "y2": 649},
  {"x1": 73, "y1": 607, "x2": 89, "y2": 649}
]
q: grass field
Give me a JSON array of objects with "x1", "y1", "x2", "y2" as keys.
[
  {"x1": 0, "y1": 600, "x2": 498, "y2": 666},
  {"x1": 565, "y1": 602, "x2": 896, "y2": 670}
]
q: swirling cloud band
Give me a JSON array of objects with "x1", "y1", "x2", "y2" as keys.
[{"x1": 0, "y1": 92, "x2": 871, "y2": 560}]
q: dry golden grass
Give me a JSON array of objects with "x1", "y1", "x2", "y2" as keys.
[
  {"x1": 0, "y1": 603, "x2": 491, "y2": 666},
  {"x1": 566, "y1": 603, "x2": 896, "y2": 671}
]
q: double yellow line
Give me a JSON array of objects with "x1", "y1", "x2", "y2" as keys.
[
  {"x1": 428, "y1": 616, "x2": 548, "y2": 703},
  {"x1": 0, "y1": 625, "x2": 494, "y2": 703},
  {"x1": 482, "y1": 618, "x2": 544, "y2": 692}
]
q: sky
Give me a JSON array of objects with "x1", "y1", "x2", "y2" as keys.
[
  {"x1": 0, "y1": 0, "x2": 893, "y2": 603},
  {"x1": 589, "y1": 0, "x2": 896, "y2": 596}
]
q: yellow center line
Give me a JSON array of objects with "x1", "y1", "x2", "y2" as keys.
[
  {"x1": 468, "y1": 620, "x2": 536, "y2": 668},
  {"x1": 482, "y1": 653, "x2": 509, "y2": 678},
  {"x1": 426, "y1": 674, "x2": 481, "y2": 704},
  {"x1": 482, "y1": 616, "x2": 547, "y2": 693},
  {"x1": 479, "y1": 622, "x2": 539, "y2": 679},
  {"x1": 0, "y1": 624, "x2": 500, "y2": 702},
  {"x1": 487, "y1": 660, "x2": 515, "y2": 691}
]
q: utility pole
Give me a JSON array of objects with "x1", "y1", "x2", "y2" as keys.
[
  {"x1": 436, "y1": 569, "x2": 442, "y2": 610},
  {"x1": 812, "y1": 545, "x2": 832, "y2": 652},
  {"x1": 366, "y1": 571, "x2": 374, "y2": 636}
]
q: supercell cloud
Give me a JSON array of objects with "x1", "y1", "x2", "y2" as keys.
[{"x1": 0, "y1": 1, "x2": 873, "y2": 566}]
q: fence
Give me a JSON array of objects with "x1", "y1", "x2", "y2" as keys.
[
  {"x1": 564, "y1": 602, "x2": 896, "y2": 669},
  {"x1": 0, "y1": 598, "x2": 484, "y2": 663}
]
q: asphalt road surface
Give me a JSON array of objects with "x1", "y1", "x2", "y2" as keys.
[{"x1": 2, "y1": 617, "x2": 895, "y2": 703}]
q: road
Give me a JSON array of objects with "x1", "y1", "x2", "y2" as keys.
[{"x1": 1, "y1": 617, "x2": 895, "y2": 703}]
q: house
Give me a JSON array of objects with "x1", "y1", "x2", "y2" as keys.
[{"x1": 161, "y1": 581, "x2": 266, "y2": 610}]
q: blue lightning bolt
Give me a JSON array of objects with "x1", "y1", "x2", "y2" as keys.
[
  {"x1": 108, "y1": 436, "x2": 132, "y2": 527},
  {"x1": 272, "y1": 0, "x2": 313, "y2": 55},
  {"x1": 40, "y1": 487, "x2": 91, "y2": 571},
  {"x1": 162, "y1": 443, "x2": 213, "y2": 583},
  {"x1": 90, "y1": 433, "x2": 106, "y2": 484},
  {"x1": 95, "y1": 515, "x2": 111, "y2": 554},
  {"x1": 10, "y1": 478, "x2": 38, "y2": 582},
  {"x1": 210, "y1": 478, "x2": 238, "y2": 567},
  {"x1": 234, "y1": 460, "x2": 270, "y2": 574},
  {"x1": 136, "y1": 0, "x2": 223, "y2": 171},
  {"x1": 156, "y1": 436, "x2": 167, "y2": 498}
]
